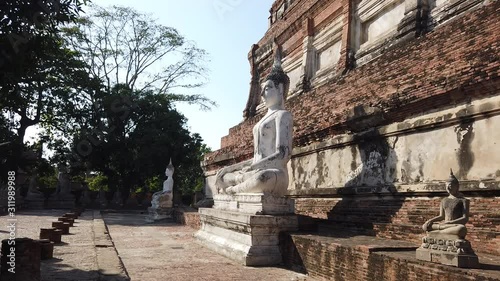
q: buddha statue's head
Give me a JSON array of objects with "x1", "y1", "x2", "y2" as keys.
[
  {"x1": 165, "y1": 158, "x2": 174, "y2": 177},
  {"x1": 263, "y1": 46, "x2": 290, "y2": 109},
  {"x1": 446, "y1": 169, "x2": 460, "y2": 196}
]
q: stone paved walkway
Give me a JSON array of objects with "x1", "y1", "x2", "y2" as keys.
[
  {"x1": 0, "y1": 209, "x2": 128, "y2": 281},
  {"x1": 103, "y1": 212, "x2": 315, "y2": 281}
]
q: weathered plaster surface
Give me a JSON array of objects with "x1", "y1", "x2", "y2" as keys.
[
  {"x1": 206, "y1": 95, "x2": 500, "y2": 197},
  {"x1": 288, "y1": 95, "x2": 500, "y2": 191}
]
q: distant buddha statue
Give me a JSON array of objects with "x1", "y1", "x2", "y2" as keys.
[
  {"x1": 151, "y1": 159, "x2": 174, "y2": 209},
  {"x1": 26, "y1": 176, "x2": 44, "y2": 200},
  {"x1": 57, "y1": 166, "x2": 72, "y2": 196},
  {"x1": 215, "y1": 46, "x2": 293, "y2": 197},
  {"x1": 422, "y1": 170, "x2": 469, "y2": 239}
]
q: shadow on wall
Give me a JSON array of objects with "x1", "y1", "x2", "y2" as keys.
[
  {"x1": 324, "y1": 132, "x2": 404, "y2": 236},
  {"x1": 323, "y1": 105, "x2": 404, "y2": 237}
]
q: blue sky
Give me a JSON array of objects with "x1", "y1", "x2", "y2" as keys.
[{"x1": 90, "y1": 0, "x2": 274, "y2": 150}]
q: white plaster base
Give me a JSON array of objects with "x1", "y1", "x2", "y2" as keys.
[
  {"x1": 195, "y1": 207, "x2": 298, "y2": 266},
  {"x1": 213, "y1": 193, "x2": 294, "y2": 215}
]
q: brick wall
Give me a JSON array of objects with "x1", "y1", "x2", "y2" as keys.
[
  {"x1": 294, "y1": 195, "x2": 500, "y2": 256},
  {"x1": 280, "y1": 233, "x2": 500, "y2": 280},
  {"x1": 205, "y1": 0, "x2": 500, "y2": 169},
  {"x1": 172, "y1": 207, "x2": 201, "y2": 230}
]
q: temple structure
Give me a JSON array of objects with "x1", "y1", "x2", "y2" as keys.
[{"x1": 201, "y1": 0, "x2": 499, "y2": 279}]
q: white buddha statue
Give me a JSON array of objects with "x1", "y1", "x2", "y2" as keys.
[
  {"x1": 26, "y1": 175, "x2": 44, "y2": 200},
  {"x1": 151, "y1": 159, "x2": 174, "y2": 209},
  {"x1": 215, "y1": 46, "x2": 293, "y2": 197},
  {"x1": 57, "y1": 166, "x2": 72, "y2": 196}
]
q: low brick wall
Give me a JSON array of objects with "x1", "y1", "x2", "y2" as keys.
[
  {"x1": 172, "y1": 207, "x2": 201, "y2": 230},
  {"x1": 280, "y1": 233, "x2": 500, "y2": 281},
  {"x1": 293, "y1": 195, "x2": 500, "y2": 256}
]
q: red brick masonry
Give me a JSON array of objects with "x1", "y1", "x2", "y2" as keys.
[
  {"x1": 205, "y1": 1, "x2": 500, "y2": 170},
  {"x1": 294, "y1": 196, "x2": 500, "y2": 256}
]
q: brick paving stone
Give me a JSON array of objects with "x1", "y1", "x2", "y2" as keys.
[{"x1": 103, "y1": 212, "x2": 316, "y2": 281}]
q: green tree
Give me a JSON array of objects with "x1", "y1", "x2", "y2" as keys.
[
  {"x1": 87, "y1": 174, "x2": 109, "y2": 192},
  {"x1": 0, "y1": 0, "x2": 91, "y2": 179},
  {"x1": 71, "y1": 86, "x2": 207, "y2": 198},
  {"x1": 63, "y1": 5, "x2": 215, "y2": 110}
]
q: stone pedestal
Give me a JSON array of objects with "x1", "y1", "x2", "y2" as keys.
[
  {"x1": 35, "y1": 239, "x2": 54, "y2": 260},
  {"x1": 1, "y1": 238, "x2": 41, "y2": 281},
  {"x1": 145, "y1": 207, "x2": 172, "y2": 223},
  {"x1": 63, "y1": 213, "x2": 78, "y2": 219},
  {"x1": 39, "y1": 228, "x2": 54, "y2": 240},
  {"x1": 52, "y1": 222, "x2": 70, "y2": 235},
  {"x1": 58, "y1": 217, "x2": 74, "y2": 226},
  {"x1": 146, "y1": 191, "x2": 173, "y2": 223},
  {"x1": 416, "y1": 235, "x2": 479, "y2": 268},
  {"x1": 52, "y1": 230, "x2": 63, "y2": 243},
  {"x1": 195, "y1": 193, "x2": 298, "y2": 266}
]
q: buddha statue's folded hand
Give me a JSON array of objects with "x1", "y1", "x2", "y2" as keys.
[{"x1": 422, "y1": 221, "x2": 433, "y2": 232}]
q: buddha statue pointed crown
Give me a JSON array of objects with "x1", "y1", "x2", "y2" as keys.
[
  {"x1": 447, "y1": 168, "x2": 459, "y2": 186},
  {"x1": 166, "y1": 158, "x2": 174, "y2": 175},
  {"x1": 266, "y1": 42, "x2": 290, "y2": 98}
]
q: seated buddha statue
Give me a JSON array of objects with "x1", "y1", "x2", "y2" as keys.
[
  {"x1": 151, "y1": 159, "x2": 174, "y2": 209},
  {"x1": 422, "y1": 170, "x2": 469, "y2": 239},
  {"x1": 215, "y1": 46, "x2": 293, "y2": 197}
]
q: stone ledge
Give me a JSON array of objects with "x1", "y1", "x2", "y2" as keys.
[
  {"x1": 287, "y1": 181, "x2": 500, "y2": 197},
  {"x1": 199, "y1": 208, "x2": 298, "y2": 229},
  {"x1": 280, "y1": 231, "x2": 500, "y2": 281}
]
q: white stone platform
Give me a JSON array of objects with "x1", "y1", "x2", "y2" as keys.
[
  {"x1": 145, "y1": 207, "x2": 172, "y2": 223},
  {"x1": 195, "y1": 193, "x2": 298, "y2": 266},
  {"x1": 213, "y1": 193, "x2": 294, "y2": 215}
]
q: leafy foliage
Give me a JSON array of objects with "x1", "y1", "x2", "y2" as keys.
[
  {"x1": 63, "y1": 5, "x2": 215, "y2": 111},
  {"x1": 145, "y1": 176, "x2": 162, "y2": 193},
  {"x1": 87, "y1": 174, "x2": 109, "y2": 192},
  {"x1": 0, "y1": 0, "x2": 93, "y2": 178},
  {"x1": 36, "y1": 158, "x2": 57, "y2": 189},
  {"x1": 1, "y1": 2, "x2": 211, "y2": 199}
]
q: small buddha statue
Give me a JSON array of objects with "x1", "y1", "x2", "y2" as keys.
[
  {"x1": 422, "y1": 169, "x2": 469, "y2": 239},
  {"x1": 215, "y1": 45, "x2": 293, "y2": 197},
  {"x1": 151, "y1": 159, "x2": 174, "y2": 209},
  {"x1": 417, "y1": 169, "x2": 478, "y2": 267}
]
